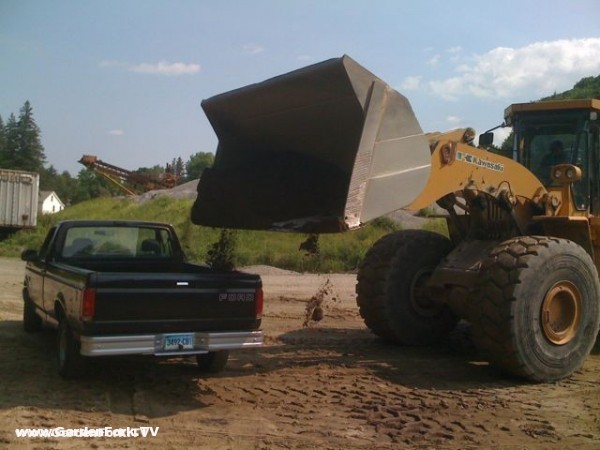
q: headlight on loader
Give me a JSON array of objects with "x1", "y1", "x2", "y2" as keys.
[{"x1": 551, "y1": 164, "x2": 581, "y2": 184}]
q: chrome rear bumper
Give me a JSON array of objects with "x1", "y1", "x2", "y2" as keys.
[{"x1": 80, "y1": 330, "x2": 263, "y2": 357}]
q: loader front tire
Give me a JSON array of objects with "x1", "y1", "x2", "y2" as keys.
[
  {"x1": 356, "y1": 230, "x2": 458, "y2": 345},
  {"x1": 474, "y1": 236, "x2": 600, "y2": 382}
]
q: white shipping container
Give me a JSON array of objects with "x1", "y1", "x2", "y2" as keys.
[{"x1": 0, "y1": 168, "x2": 39, "y2": 228}]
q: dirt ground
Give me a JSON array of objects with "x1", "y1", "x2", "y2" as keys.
[{"x1": 0, "y1": 257, "x2": 598, "y2": 449}]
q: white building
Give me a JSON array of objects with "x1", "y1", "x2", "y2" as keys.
[{"x1": 39, "y1": 191, "x2": 65, "y2": 214}]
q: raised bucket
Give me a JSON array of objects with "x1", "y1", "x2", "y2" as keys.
[{"x1": 192, "y1": 55, "x2": 431, "y2": 232}]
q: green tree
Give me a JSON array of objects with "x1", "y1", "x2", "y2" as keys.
[
  {"x1": 136, "y1": 165, "x2": 164, "y2": 179},
  {"x1": 185, "y1": 152, "x2": 214, "y2": 181},
  {"x1": 171, "y1": 156, "x2": 185, "y2": 180},
  {"x1": 17, "y1": 101, "x2": 46, "y2": 172},
  {"x1": 499, "y1": 132, "x2": 514, "y2": 158},
  {"x1": 0, "y1": 115, "x2": 5, "y2": 166},
  {"x1": 40, "y1": 165, "x2": 58, "y2": 191},
  {"x1": 72, "y1": 169, "x2": 119, "y2": 203},
  {"x1": 2, "y1": 113, "x2": 20, "y2": 168},
  {"x1": 206, "y1": 229, "x2": 238, "y2": 271},
  {"x1": 542, "y1": 75, "x2": 600, "y2": 101},
  {"x1": 40, "y1": 166, "x2": 77, "y2": 206},
  {"x1": 57, "y1": 171, "x2": 78, "y2": 205},
  {"x1": 0, "y1": 102, "x2": 46, "y2": 172}
]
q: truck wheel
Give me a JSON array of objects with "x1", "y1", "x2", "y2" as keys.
[
  {"x1": 23, "y1": 292, "x2": 42, "y2": 332},
  {"x1": 356, "y1": 230, "x2": 458, "y2": 345},
  {"x1": 196, "y1": 350, "x2": 229, "y2": 373},
  {"x1": 473, "y1": 236, "x2": 600, "y2": 382},
  {"x1": 57, "y1": 319, "x2": 85, "y2": 379}
]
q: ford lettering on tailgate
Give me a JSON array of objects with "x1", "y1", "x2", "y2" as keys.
[{"x1": 219, "y1": 292, "x2": 255, "y2": 302}]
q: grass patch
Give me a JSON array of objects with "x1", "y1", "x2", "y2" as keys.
[
  {"x1": 421, "y1": 218, "x2": 449, "y2": 237},
  {"x1": 0, "y1": 196, "x2": 447, "y2": 273}
]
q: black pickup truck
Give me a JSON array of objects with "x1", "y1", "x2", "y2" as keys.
[{"x1": 21, "y1": 220, "x2": 263, "y2": 378}]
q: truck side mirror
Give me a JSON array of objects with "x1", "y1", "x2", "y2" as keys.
[
  {"x1": 21, "y1": 249, "x2": 39, "y2": 262},
  {"x1": 478, "y1": 132, "x2": 494, "y2": 147}
]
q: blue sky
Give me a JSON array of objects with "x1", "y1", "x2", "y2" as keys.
[{"x1": 2, "y1": 0, "x2": 600, "y2": 175}]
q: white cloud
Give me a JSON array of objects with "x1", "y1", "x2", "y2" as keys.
[
  {"x1": 108, "y1": 129, "x2": 124, "y2": 136},
  {"x1": 427, "y1": 54, "x2": 440, "y2": 66},
  {"x1": 493, "y1": 127, "x2": 512, "y2": 147},
  {"x1": 243, "y1": 43, "x2": 265, "y2": 55},
  {"x1": 130, "y1": 61, "x2": 200, "y2": 76},
  {"x1": 99, "y1": 60, "x2": 200, "y2": 76},
  {"x1": 446, "y1": 115, "x2": 461, "y2": 125},
  {"x1": 429, "y1": 38, "x2": 600, "y2": 101},
  {"x1": 400, "y1": 75, "x2": 422, "y2": 91},
  {"x1": 447, "y1": 46, "x2": 463, "y2": 62}
]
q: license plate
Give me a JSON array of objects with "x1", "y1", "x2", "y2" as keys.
[{"x1": 163, "y1": 334, "x2": 194, "y2": 351}]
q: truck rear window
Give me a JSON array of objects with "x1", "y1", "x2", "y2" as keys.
[{"x1": 60, "y1": 226, "x2": 175, "y2": 259}]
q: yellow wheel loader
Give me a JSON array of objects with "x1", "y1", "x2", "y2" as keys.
[{"x1": 192, "y1": 55, "x2": 600, "y2": 382}]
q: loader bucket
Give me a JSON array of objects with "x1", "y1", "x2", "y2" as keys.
[{"x1": 192, "y1": 55, "x2": 431, "y2": 232}]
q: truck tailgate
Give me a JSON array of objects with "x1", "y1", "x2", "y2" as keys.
[{"x1": 87, "y1": 271, "x2": 262, "y2": 334}]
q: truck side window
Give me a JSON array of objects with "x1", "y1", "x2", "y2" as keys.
[{"x1": 38, "y1": 226, "x2": 57, "y2": 261}]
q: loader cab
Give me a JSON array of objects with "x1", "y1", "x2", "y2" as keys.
[{"x1": 505, "y1": 100, "x2": 600, "y2": 213}]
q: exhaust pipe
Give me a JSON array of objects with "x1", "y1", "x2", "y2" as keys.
[{"x1": 192, "y1": 55, "x2": 431, "y2": 232}]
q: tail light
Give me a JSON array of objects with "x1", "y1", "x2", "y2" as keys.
[
  {"x1": 255, "y1": 288, "x2": 264, "y2": 319},
  {"x1": 81, "y1": 288, "x2": 96, "y2": 321}
]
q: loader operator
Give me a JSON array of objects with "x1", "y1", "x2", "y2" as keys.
[{"x1": 539, "y1": 139, "x2": 567, "y2": 184}]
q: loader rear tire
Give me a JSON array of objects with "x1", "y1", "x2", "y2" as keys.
[
  {"x1": 473, "y1": 236, "x2": 600, "y2": 382},
  {"x1": 356, "y1": 230, "x2": 458, "y2": 345}
]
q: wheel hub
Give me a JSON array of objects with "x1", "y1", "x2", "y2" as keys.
[
  {"x1": 410, "y1": 268, "x2": 443, "y2": 317},
  {"x1": 541, "y1": 281, "x2": 582, "y2": 345}
]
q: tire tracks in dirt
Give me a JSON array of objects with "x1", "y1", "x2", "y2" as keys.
[{"x1": 1, "y1": 259, "x2": 599, "y2": 449}]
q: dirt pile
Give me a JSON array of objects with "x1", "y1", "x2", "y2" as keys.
[{"x1": 137, "y1": 179, "x2": 199, "y2": 204}]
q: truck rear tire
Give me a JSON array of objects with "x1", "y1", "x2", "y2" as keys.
[
  {"x1": 196, "y1": 350, "x2": 229, "y2": 373},
  {"x1": 473, "y1": 236, "x2": 600, "y2": 382},
  {"x1": 356, "y1": 230, "x2": 458, "y2": 345},
  {"x1": 57, "y1": 319, "x2": 85, "y2": 379},
  {"x1": 23, "y1": 291, "x2": 42, "y2": 332}
]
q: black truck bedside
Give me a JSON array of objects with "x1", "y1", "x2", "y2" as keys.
[{"x1": 21, "y1": 220, "x2": 263, "y2": 378}]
